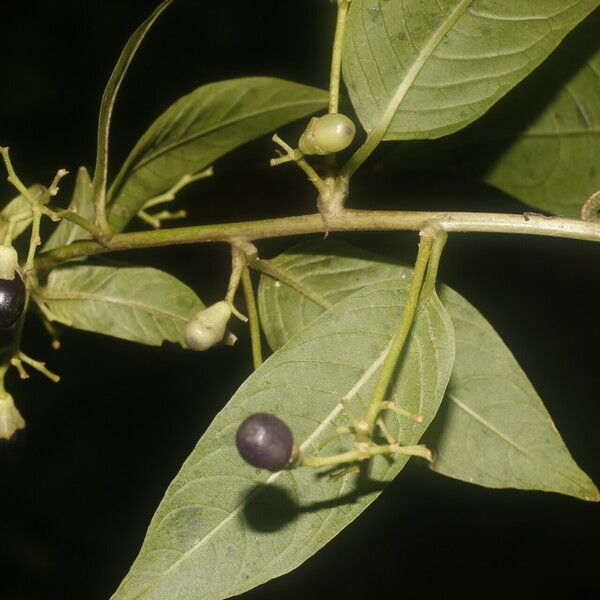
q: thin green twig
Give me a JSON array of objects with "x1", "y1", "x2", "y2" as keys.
[
  {"x1": 363, "y1": 230, "x2": 436, "y2": 432},
  {"x1": 328, "y1": 1, "x2": 351, "y2": 115},
  {"x1": 34, "y1": 209, "x2": 600, "y2": 274},
  {"x1": 241, "y1": 267, "x2": 263, "y2": 369}
]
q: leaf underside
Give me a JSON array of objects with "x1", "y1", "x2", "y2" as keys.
[
  {"x1": 35, "y1": 264, "x2": 204, "y2": 347},
  {"x1": 381, "y1": 12, "x2": 600, "y2": 218},
  {"x1": 257, "y1": 239, "x2": 598, "y2": 502},
  {"x1": 343, "y1": 0, "x2": 599, "y2": 140},
  {"x1": 107, "y1": 77, "x2": 328, "y2": 232},
  {"x1": 112, "y1": 280, "x2": 455, "y2": 599}
]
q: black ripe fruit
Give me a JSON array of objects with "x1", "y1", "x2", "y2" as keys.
[
  {"x1": 236, "y1": 413, "x2": 295, "y2": 471},
  {"x1": 0, "y1": 275, "x2": 26, "y2": 329}
]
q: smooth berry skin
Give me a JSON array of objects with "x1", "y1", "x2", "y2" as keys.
[
  {"x1": 236, "y1": 413, "x2": 294, "y2": 471},
  {"x1": 0, "y1": 275, "x2": 26, "y2": 329},
  {"x1": 312, "y1": 113, "x2": 356, "y2": 153}
]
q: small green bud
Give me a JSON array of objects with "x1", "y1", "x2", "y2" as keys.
[
  {"x1": 0, "y1": 246, "x2": 25, "y2": 329},
  {"x1": 184, "y1": 301, "x2": 232, "y2": 351},
  {"x1": 0, "y1": 246, "x2": 19, "y2": 280},
  {"x1": 0, "y1": 392, "x2": 25, "y2": 440},
  {"x1": 298, "y1": 113, "x2": 356, "y2": 155}
]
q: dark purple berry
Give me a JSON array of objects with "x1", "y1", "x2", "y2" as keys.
[
  {"x1": 0, "y1": 275, "x2": 26, "y2": 329},
  {"x1": 236, "y1": 413, "x2": 295, "y2": 471}
]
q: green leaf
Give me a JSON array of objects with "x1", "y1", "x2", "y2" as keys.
[
  {"x1": 257, "y1": 239, "x2": 598, "y2": 501},
  {"x1": 428, "y1": 287, "x2": 599, "y2": 502},
  {"x1": 258, "y1": 241, "x2": 412, "y2": 350},
  {"x1": 107, "y1": 78, "x2": 328, "y2": 232},
  {"x1": 0, "y1": 185, "x2": 44, "y2": 242},
  {"x1": 34, "y1": 264, "x2": 203, "y2": 347},
  {"x1": 43, "y1": 167, "x2": 95, "y2": 251},
  {"x1": 112, "y1": 280, "x2": 455, "y2": 600},
  {"x1": 342, "y1": 0, "x2": 599, "y2": 140},
  {"x1": 92, "y1": 0, "x2": 175, "y2": 221},
  {"x1": 381, "y1": 14, "x2": 600, "y2": 217}
]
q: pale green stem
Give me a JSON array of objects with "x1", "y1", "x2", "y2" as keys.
[
  {"x1": 34, "y1": 208, "x2": 600, "y2": 274},
  {"x1": 364, "y1": 231, "x2": 435, "y2": 432},
  {"x1": 10, "y1": 356, "x2": 28, "y2": 379},
  {"x1": 422, "y1": 229, "x2": 448, "y2": 298},
  {"x1": 299, "y1": 442, "x2": 431, "y2": 468},
  {"x1": 138, "y1": 209, "x2": 187, "y2": 229},
  {"x1": 138, "y1": 210, "x2": 162, "y2": 229},
  {"x1": 338, "y1": 129, "x2": 382, "y2": 180},
  {"x1": 0, "y1": 147, "x2": 102, "y2": 239},
  {"x1": 378, "y1": 400, "x2": 423, "y2": 423},
  {"x1": 14, "y1": 352, "x2": 60, "y2": 383},
  {"x1": 25, "y1": 208, "x2": 42, "y2": 271},
  {"x1": 241, "y1": 267, "x2": 263, "y2": 369},
  {"x1": 141, "y1": 167, "x2": 214, "y2": 210},
  {"x1": 226, "y1": 246, "x2": 248, "y2": 322},
  {"x1": 271, "y1": 135, "x2": 328, "y2": 195},
  {"x1": 32, "y1": 303, "x2": 62, "y2": 349},
  {"x1": 313, "y1": 425, "x2": 352, "y2": 451},
  {"x1": 329, "y1": 1, "x2": 351, "y2": 115},
  {"x1": 376, "y1": 417, "x2": 396, "y2": 445},
  {"x1": 3, "y1": 210, "x2": 32, "y2": 246},
  {"x1": 50, "y1": 208, "x2": 104, "y2": 238},
  {"x1": 1, "y1": 147, "x2": 39, "y2": 203}
]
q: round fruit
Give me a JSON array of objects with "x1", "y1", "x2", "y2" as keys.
[
  {"x1": 299, "y1": 113, "x2": 356, "y2": 155},
  {"x1": 236, "y1": 413, "x2": 295, "y2": 471},
  {"x1": 0, "y1": 273, "x2": 26, "y2": 329}
]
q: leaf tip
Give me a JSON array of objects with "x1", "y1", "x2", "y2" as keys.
[{"x1": 583, "y1": 485, "x2": 600, "y2": 503}]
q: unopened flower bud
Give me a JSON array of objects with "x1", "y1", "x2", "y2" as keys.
[
  {"x1": 0, "y1": 246, "x2": 19, "y2": 280},
  {"x1": 184, "y1": 301, "x2": 232, "y2": 351},
  {"x1": 0, "y1": 392, "x2": 25, "y2": 440},
  {"x1": 299, "y1": 113, "x2": 356, "y2": 156}
]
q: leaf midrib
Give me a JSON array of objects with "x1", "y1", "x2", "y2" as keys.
[
  {"x1": 370, "y1": 0, "x2": 474, "y2": 138},
  {"x1": 38, "y1": 289, "x2": 188, "y2": 322},
  {"x1": 448, "y1": 392, "x2": 597, "y2": 498},
  {"x1": 125, "y1": 98, "x2": 327, "y2": 176},
  {"x1": 125, "y1": 336, "x2": 395, "y2": 599}
]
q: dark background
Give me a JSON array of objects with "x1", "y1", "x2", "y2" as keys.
[{"x1": 0, "y1": 1, "x2": 598, "y2": 598}]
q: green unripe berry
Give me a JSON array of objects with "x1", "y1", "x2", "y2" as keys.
[
  {"x1": 184, "y1": 301, "x2": 232, "y2": 351},
  {"x1": 299, "y1": 113, "x2": 356, "y2": 155}
]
